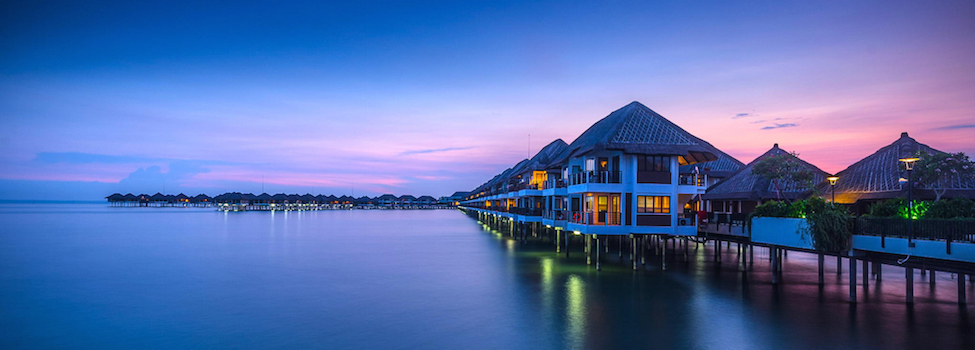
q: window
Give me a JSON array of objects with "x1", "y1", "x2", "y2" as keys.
[
  {"x1": 637, "y1": 196, "x2": 670, "y2": 213},
  {"x1": 586, "y1": 158, "x2": 595, "y2": 172},
  {"x1": 637, "y1": 156, "x2": 671, "y2": 172}
]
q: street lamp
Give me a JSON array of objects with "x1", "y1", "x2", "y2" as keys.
[
  {"x1": 827, "y1": 176, "x2": 839, "y2": 204},
  {"x1": 899, "y1": 157, "x2": 919, "y2": 248}
]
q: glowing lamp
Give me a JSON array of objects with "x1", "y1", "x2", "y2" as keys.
[
  {"x1": 827, "y1": 176, "x2": 839, "y2": 185},
  {"x1": 899, "y1": 157, "x2": 919, "y2": 171}
]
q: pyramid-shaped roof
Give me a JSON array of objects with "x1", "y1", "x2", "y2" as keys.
[
  {"x1": 820, "y1": 132, "x2": 975, "y2": 204},
  {"x1": 679, "y1": 145, "x2": 744, "y2": 177},
  {"x1": 551, "y1": 101, "x2": 720, "y2": 166},
  {"x1": 705, "y1": 144, "x2": 829, "y2": 201},
  {"x1": 515, "y1": 139, "x2": 568, "y2": 177}
]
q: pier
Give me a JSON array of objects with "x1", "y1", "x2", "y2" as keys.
[
  {"x1": 462, "y1": 208, "x2": 975, "y2": 306},
  {"x1": 457, "y1": 101, "x2": 975, "y2": 306}
]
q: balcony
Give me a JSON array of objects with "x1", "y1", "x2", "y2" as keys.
[
  {"x1": 543, "y1": 179, "x2": 566, "y2": 190},
  {"x1": 568, "y1": 211, "x2": 622, "y2": 226},
  {"x1": 509, "y1": 207, "x2": 543, "y2": 216},
  {"x1": 678, "y1": 174, "x2": 703, "y2": 186},
  {"x1": 568, "y1": 171, "x2": 622, "y2": 186}
]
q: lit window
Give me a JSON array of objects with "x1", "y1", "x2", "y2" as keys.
[{"x1": 637, "y1": 196, "x2": 670, "y2": 213}]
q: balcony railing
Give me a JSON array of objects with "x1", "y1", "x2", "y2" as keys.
[
  {"x1": 544, "y1": 179, "x2": 566, "y2": 190},
  {"x1": 568, "y1": 171, "x2": 622, "y2": 186},
  {"x1": 509, "y1": 207, "x2": 543, "y2": 216},
  {"x1": 678, "y1": 174, "x2": 703, "y2": 186},
  {"x1": 856, "y1": 217, "x2": 975, "y2": 243},
  {"x1": 568, "y1": 211, "x2": 622, "y2": 226},
  {"x1": 543, "y1": 210, "x2": 568, "y2": 220}
]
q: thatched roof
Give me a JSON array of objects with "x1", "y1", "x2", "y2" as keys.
[
  {"x1": 150, "y1": 193, "x2": 167, "y2": 201},
  {"x1": 820, "y1": 132, "x2": 975, "y2": 204},
  {"x1": 123, "y1": 193, "x2": 138, "y2": 201},
  {"x1": 679, "y1": 145, "x2": 743, "y2": 177},
  {"x1": 705, "y1": 144, "x2": 829, "y2": 201},
  {"x1": 376, "y1": 194, "x2": 398, "y2": 200},
  {"x1": 548, "y1": 101, "x2": 720, "y2": 168},
  {"x1": 417, "y1": 195, "x2": 436, "y2": 202},
  {"x1": 516, "y1": 139, "x2": 568, "y2": 176},
  {"x1": 256, "y1": 193, "x2": 272, "y2": 201},
  {"x1": 106, "y1": 193, "x2": 124, "y2": 201}
]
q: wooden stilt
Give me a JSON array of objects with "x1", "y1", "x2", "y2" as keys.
[
  {"x1": 862, "y1": 259, "x2": 869, "y2": 291},
  {"x1": 906, "y1": 267, "x2": 914, "y2": 303},
  {"x1": 818, "y1": 253, "x2": 824, "y2": 286},
  {"x1": 595, "y1": 236, "x2": 601, "y2": 271},
  {"x1": 771, "y1": 247, "x2": 779, "y2": 284},
  {"x1": 849, "y1": 257, "x2": 857, "y2": 303},
  {"x1": 661, "y1": 238, "x2": 667, "y2": 271},
  {"x1": 959, "y1": 274, "x2": 967, "y2": 304}
]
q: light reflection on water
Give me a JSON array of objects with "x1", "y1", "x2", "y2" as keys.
[{"x1": 0, "y1": 204, "x2": 972, "y2": 350}]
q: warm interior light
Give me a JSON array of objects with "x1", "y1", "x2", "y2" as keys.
[{"x1": 827, "y1": 176, "x2": 839, "y2": 185}]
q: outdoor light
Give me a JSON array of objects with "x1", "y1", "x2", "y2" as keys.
[
  {"x1": 827, "y1": 176, "x2": 839, "y2": 204},
  {"x1": 899, "y1": 157, "x2": 919, "y2": 170},
  {"x1": 899, "y1": 157, "x2": 919, "y2": 248}
]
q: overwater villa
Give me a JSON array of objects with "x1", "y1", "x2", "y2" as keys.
[{"x1": 461, "y1": 101, "x2": 736, "y2": 237}]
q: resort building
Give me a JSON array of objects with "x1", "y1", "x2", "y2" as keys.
[
  {"x1": 703, "y1": 143, "x2": 828, "y2": 215},
  {"x1": 461, "y1": 101, "x2": 736, "y2": 237},
  {"x1": 816, "y1": 132, "x2": 975, "y2": 214}
]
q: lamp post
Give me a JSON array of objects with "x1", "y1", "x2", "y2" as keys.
[
  {"x1": 899, "y1": 157, "x2": 919, "y2": 248},
  {"x1": 827, "y1": 176, "x2": 839, "y2": 204}
]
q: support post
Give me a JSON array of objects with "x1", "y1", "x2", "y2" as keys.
[
  {"x1": 862, "y1": 259, "x2": 869, "y2": 291},
  {"x1": 595, "y1": 235, "x2": 601, "y2": 271},
  {"x1": 906, "y1": 267, "x2": 914, "y2": 303},
  {"x1": 959, "y1": 275, "x2": 967, "y2": 304},
  {"x1": 661, "y1": 238, "x2": 667, "y2": 271},
  {"x1": 564, "y1": 230, "x2": 570, "y2": 258},
  {"x1": 641, "y1": 236, "x2": 646, "y2": 266},
  {"x1": 771, "y1": 247, "x2": 779, "y2": 284},
  {"x1": 930, "y1": 270, "x2": 936, "y2": 285},
  {"x1": 849, "y1": 257, "x2": 857, "y2": 303},
  {"x1": 818, "y1": 253, "x2": 824, "y2": 286},
  {"x1": 837, "y1": 256, "x2": 842, "y2": 275}
]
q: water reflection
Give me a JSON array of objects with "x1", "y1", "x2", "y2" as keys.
[{"x1": 564, "y1": 274, "x2": 587, "y2": 350}]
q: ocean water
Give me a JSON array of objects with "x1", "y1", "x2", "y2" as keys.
[{"x1": 0, "y1": 204, "x2": 971, "y2": 349}]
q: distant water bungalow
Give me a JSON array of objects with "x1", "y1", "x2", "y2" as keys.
[{"x1": 106, "y1": 192, "x2": 456, "y2": 210}]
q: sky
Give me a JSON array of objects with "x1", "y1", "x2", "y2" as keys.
[{"x1": 1, "y1": 0, "x2": 973, "y2": 200}]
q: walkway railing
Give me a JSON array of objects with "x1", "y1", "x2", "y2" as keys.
[{"x1": 856, "y1": 217, "x2": 975, "y2": 243}]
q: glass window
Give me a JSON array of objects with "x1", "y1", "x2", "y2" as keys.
[
  {"x1": 637, "y1": 196, "x2": 671, "y2": 213},
  {"x1": 638, "y1": 156, "x2": 671, "y2": 172}
]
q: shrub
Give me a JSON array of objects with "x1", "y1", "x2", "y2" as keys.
[
  {"x1": 925, "y1": 197, "x2": 975, "y2": 219},
  {"x1": 750, "y1": 200, "x2": 791, "y2": 218}
]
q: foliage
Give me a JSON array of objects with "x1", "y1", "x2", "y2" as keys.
[
  {"x1": 750, "y1": 200, "x2": 791, "y2": 218},
  {"x1": 867, "y1": 198, "x2": 907, "y2": 218},
  {"x1": 925, "y1": 197, "x2": 975, "y2": 219},
  {"x1": 913, "y1": 151, "x2": 975, "y2": 202},
  {"x1": 749, "y1": 200, "x2": 809, "y2": 219},
  {"x1": 753, "y1": 197, "x2": 851, "y2": 252},
  {"x1": 898, "y1": 200, "x2": 928, "y2": 220},
  {"x1": 805, "y1": 206, "x2": 851, "y2": 252},
  {"x1": 751, "y1": 151, "x2": 815, "y2": 201}
]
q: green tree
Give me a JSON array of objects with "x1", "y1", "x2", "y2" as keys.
[
  {"x1": 913, "y1": 151, "x2": 975, "y2": 202},
  {"x1": 751, "y1": 151, "x2": 814, "y2": 201}
]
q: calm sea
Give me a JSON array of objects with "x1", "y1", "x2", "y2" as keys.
[{"x1": 0, "y1": 204, "x2": 971, "y2": 349}]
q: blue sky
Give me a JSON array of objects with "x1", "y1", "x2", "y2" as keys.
[{"x1": 2, "y1": 0, "x2": 973, "y2": 199}]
